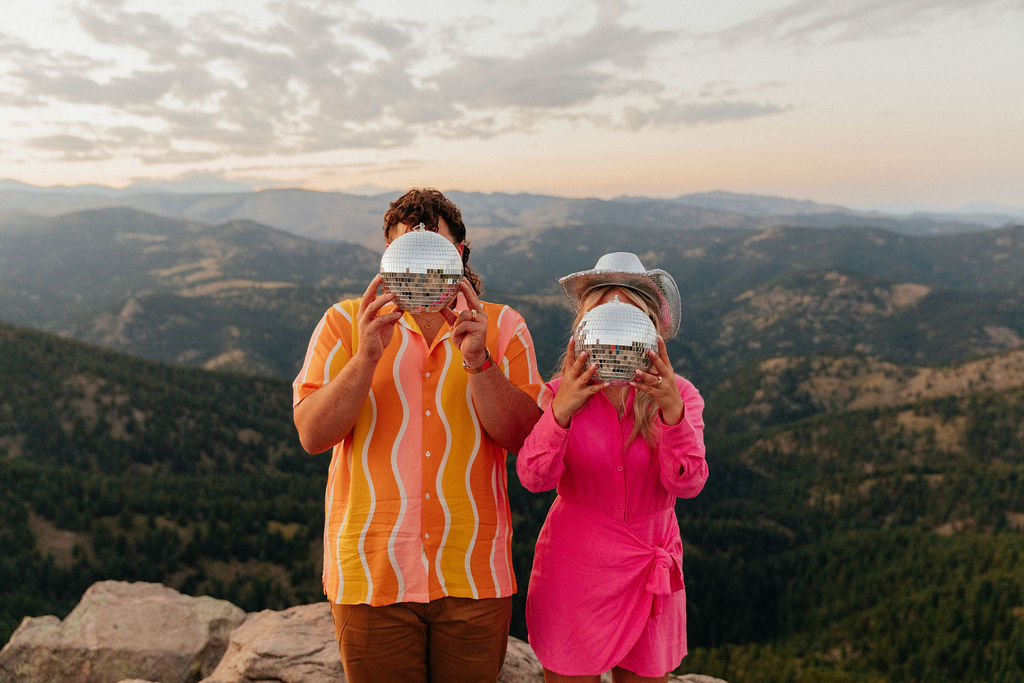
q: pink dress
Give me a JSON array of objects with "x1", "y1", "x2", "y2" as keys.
[{"x1": 516, "y1": 376, "x2": 708, "y2": 677}]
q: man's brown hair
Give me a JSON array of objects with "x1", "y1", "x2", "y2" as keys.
[{"x1": 383, "y1": 188, "x2": 482, "y2": 294}]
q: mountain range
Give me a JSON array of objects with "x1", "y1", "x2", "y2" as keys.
[
  {"x1": 2, "y1": 201, "x2": 1022, "y2": 383},
  {"x1": 2, "y1": 186, "x2": 1021, "y2": 252}
]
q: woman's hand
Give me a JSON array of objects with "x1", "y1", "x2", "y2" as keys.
[
  {"x1": 632, "y1": 336, "x2": 685, "y2": 425},
  {"x1": 551, "y1": 337, "x2": 606, "y2": 428},
  {"x1": 355, "y1": 274, "x2": 403, "y2": 364}
]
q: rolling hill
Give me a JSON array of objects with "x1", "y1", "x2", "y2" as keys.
[
  {"x1": 2, "y1": 209, "x2": 1023, "y2": 386},
  {"x1": 0, "y1": 208, "x2": 379, "y2": 377}
]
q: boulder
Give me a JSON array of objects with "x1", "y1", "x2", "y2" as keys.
[
  {"x1": 0, "y1": 581, "x2": 245, "y2": 683},
  {"x1": 201, "y1": 603, "x2": 344, "y2": 683}
]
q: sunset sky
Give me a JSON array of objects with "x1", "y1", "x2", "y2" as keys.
[{"x1": 1, "y1": 0, "x2": 1022, "y2": 210}]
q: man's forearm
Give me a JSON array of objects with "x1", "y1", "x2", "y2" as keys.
[
  {"x1": 469, "y1": 367, "x2": 542, "y2": 453},
  {"x1": 293, "y1": 354, "x2": 377, "y2": 454}
]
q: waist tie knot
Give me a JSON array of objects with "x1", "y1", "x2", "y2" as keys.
[{"x1": 645, "y1": 546, "x2": 683, "y2": 616}]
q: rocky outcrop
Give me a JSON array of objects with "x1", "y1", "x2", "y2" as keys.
[
  {"x1": 0, "y1": 581, "x2": 245, "y2": 683},
  {"x1": 0, "y1": 581, "x2": 726, "y2": 683}
]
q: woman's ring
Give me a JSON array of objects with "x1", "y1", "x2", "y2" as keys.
[
  {"x1": 471, "y1": 309, "x2": 478, "y2": 320},
  {"x1": 655, "y1": 375, "x2": 663, "y2": 388}
]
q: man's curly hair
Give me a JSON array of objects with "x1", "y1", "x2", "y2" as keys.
[{"x1": 383, "y1": 188, "x2": 482, "y2": 294}]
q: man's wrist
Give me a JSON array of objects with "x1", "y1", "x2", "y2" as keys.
[{"x1": 462, "y1": 349, "x2": 493, "y2": 374}]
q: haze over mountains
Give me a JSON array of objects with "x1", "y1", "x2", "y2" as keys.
[
  {"x1": 2, "y1": 185, "x2": 1024, "y2": 681},
  {"x1": 2, "y1": 182, "x2": 1022, "y2": 252}
]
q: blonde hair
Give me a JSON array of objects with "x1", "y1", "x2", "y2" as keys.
[{"x1": 561, "y1": 285, "x2": 662, "y2": 447}]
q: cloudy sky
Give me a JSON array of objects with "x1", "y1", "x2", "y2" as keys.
[{"x1": 1, "y1": 0, "x2": 1022, "y2": 209}]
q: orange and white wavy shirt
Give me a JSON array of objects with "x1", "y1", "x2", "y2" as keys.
[{"x1": 293, "y1": 293, "x2": 545, "y2": 606}]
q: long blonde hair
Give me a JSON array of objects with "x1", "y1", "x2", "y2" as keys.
[{"x1": 560, "y1": 285, "x2": 663, "y2": 447}]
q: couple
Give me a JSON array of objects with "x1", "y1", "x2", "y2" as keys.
[{"x1": 292, "y1": 189, "x2": 708, "y2": 682}]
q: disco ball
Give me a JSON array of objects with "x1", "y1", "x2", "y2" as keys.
[
  {"x1": 380, "y1": 228, "x2": 464, "y2": 313},
  {"x1": 574, "y1": 297, "x2": 658, "y2": 384}
]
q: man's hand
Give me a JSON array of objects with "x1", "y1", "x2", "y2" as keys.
[
  {"x1": 356, "y1": 274, "x2": 403, "y2": 363},
  {"x1": 439, "y1": 279, "x2": 488, "y2": 367}
]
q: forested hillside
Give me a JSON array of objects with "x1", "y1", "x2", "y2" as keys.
[
  {"x1": 0, "y1": 322, "x2": 329, "y2": 641},
  {"x1": 3, "y1": 322, "x2": 1022, "y2": 681},
  {"x1": 2, "y1": 209, "x2": 1023, "y2": 388},
  {"x1": 0, "y1": 208, "x2": 380, "y2": 377}
]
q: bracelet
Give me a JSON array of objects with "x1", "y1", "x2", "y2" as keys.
[{"x1": 462, "y1": 349, "x2": 493, "y2": 374}]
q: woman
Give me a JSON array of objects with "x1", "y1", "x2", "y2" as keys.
[{"x1": 517, "y1": 252, "x2": 708, "y2": 682}]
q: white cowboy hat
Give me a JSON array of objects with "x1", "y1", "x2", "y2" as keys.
[{"x1": 559, "y1": 252, "x2": 681, "y2": 339}]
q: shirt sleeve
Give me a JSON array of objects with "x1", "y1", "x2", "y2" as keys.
[
  {"x1": 655, "y1": 377, "x2": 708, "y2": 498},
  {"x1": 515, "y1": 382, "x2": 568, "y2": 492},
  {"x1": 495, "y1": 307, "x2": 546, "y2": 406},
  {"x1": 291, "y1": 303, "x2": 354, "y2": 407}
]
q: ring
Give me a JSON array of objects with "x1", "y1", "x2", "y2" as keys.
[
  {"x1": 471, "y1": 309, "x2": 478, "y2": 320},
  {"x1": 655, "y1": 375, "x2": 663, "y2": 387}
]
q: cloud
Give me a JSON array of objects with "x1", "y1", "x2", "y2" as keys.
[
  {"x1": 622, "y1": 99, "x2": 791, "y2": 129},
  {"x1": 706, "y1": 0, "x2": 1022, "y2": 47},
  {"x1": 432, "y1": 0, "x2": 673, "y2": 116},
  {"x1": 0, "y1": 0, "x2": 790, "y2": 163}
]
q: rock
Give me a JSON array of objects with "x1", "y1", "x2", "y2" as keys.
[
  {"x1": 0, "y1": 581, "x2": 245, "y2": 683},
  {"x1": 500, "y1": 636, "x2": 725, "y2": 682},
  {"x1": 499, "y1": 636, "x2": 544, "y2": 681},
  {"x1": 201, "y1": 603, "x2": 344, "y2": 683},
  {"x1": 1, "y1": 582, "x2": 727, "y2": 683},
  {"x1": 201, "y1": 604, "x2": 544, "y2": 683}
]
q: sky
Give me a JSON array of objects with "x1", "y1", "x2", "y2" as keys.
[{"x1": 1, "y1": 0, "x2": 1022, "y2": 210}]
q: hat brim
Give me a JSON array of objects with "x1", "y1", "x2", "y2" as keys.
[{"x1": 559, "y1": 268, "x2": 681, "y2": 339}]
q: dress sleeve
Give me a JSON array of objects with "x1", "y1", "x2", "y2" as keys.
[
  {"x1": 515, "y1": 382, "x2": 569, "y2": 492},
  {"x1": 655, "y1": 377, "x2": 708, "y2": 498}
]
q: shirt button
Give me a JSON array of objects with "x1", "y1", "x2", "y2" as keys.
[
  {"x1": 425, "y1": 372, "x2": 431, "y2": 378},
  {"x1": 425, "y1": 532, "x2": 430, "y2": 539},
  {"x1": 425, "y1": 493, "x2": 431, "y2": 500},
  {"x1": 425, "y1": 451, "x2": 432, "y2": 457},
  {"x1": 425, "y1": 410, "x2": 431, "y2": 417},
  {"x1": 617, "y1": 466, "x2": 623, "y2": 472}
]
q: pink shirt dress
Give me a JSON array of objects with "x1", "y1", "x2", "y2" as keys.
[{"x1": 516, "y1": 376, "x2": 708, "y2": 677}]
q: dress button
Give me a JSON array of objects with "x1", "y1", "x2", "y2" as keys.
[
  {"x1": 425, "y1": 451, "x2": 432, "y2": 458},
  {"x1": 425, "y1": 532, "x2": 430, "y2": 540},
  {"x1": 425, "y1": 410, "x2": 431, "y2": 417},
  {"x1": 617, "y1": 466, "x2": 623, "y2": 472},
  {"x1": 425, "y1": 493, "x2": 431, "y2": 500},
  {"x1": 425, "y1": 372, "x2": 431, "y2": 378}
]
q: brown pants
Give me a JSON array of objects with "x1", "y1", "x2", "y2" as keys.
[{"x1": 331, "y1": 596, "x2": 513, "y2": 683}]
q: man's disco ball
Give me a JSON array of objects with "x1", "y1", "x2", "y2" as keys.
[
  {"x1": 574, "y1": 297, "x2": 658, "y2": 384},
  {"x1": 380, "y1": 228, "x2": 463, "y2": 313}
]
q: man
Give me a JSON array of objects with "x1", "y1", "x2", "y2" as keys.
[{"x1": 293, "y1": 188, "x2": 545, "y2": 681}]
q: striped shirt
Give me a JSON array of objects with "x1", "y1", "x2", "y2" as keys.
[{"x1": 293, "y1": 293, "x2": 545, "y2": 605}]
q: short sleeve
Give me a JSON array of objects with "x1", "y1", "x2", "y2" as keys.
[{"x1": 292, "y1": 302, "x2": 356, "y2": 407}]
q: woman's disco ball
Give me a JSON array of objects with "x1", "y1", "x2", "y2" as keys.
[
  {"x1": 574, "y1": 297, "x2": 658, "y2": 384},
  {"x1": 380, "y1": 228, "x2": 464, "y2": 313}
]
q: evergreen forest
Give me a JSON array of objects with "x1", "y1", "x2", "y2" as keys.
[{"x1": 2, "y1": 320, "x2": 1022, "y2": 682}]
